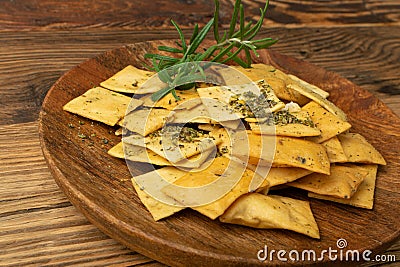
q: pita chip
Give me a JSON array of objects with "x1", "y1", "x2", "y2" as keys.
[
  {"x1": 220, "y1": 193, "x2": 320, "y2": 239},
  {"x1": 321, "y1": 136, "x2": 348, "y2": 163},
  {"x1": 63, "y1": 87, "x2": 141, "y2": 126},
  {"x1": 308, "y1": 165, "x2": 378, "y2": 209},
  {"x1": 120, "y1": 108, "x2": 173, "y2": 136},
  {"x1": 100, "y1": 65, "x2": 155, "y2": 94},
  {"x1": 249, "y1": 110, "x2": 320, "y2": 137},
  {"x1": 234, "y1": 134, "x2": 330, "y2": 174},
  {"x1": 131, "y1": 167, "x2": 187, "y2": 221},
  {"x1": 162, "y1": 157, "x2": 264, "y2": 219},
  {"x1": 288, "y1": 165, "x2": 368, "y2": 199},
  {"x1": 141, "y1": 88, "x2": 202, "y2": 110},
  {"x1": 303, "y1": 101, "x2": 352, "y2": 143},
  {"x1": 338, "y1": 132, "x2": 386, "y2": 165}
]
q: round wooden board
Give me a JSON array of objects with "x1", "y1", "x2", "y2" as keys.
[{"x1": 39, "y1": 40, "x2": 400, "y2": 266}]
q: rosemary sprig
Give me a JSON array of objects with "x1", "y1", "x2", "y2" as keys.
[{"x1": 145, "y1": 0, "x2": 277, "y2": 101}]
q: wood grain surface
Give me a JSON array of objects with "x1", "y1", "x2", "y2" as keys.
[{"x1": 0, "y1": 0, "x2": 399, "y2": 266}]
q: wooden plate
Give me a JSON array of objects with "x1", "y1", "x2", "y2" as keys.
[{"x1": 39, "y1": 40, "x2": 400, "y2": 266}]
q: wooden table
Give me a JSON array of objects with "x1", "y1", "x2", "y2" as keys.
[{"x1": 1, "y1": 1, "x2": 399, "y2": 266}]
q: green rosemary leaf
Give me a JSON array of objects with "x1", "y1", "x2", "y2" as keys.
[
  {"x1": 213, "y1": 0, "x2": 220, "y2": 42},
  {"x1": 195, "y1": 46, "x2": 218, "y2": 61},
  {"x1": 171, "y1": 19, "x2": 187, "y2": 52},
  {"x1": 226, "y1": 51, "x2": 250, "y2": 68},
  {"x1": 228, "y1": 0, "x2": 241, "y2": 37},
  {"x1": 239, "y1": 4, "x2": 245, "y2": 41},
  {"x1": 144, "y1": 53, "x2": 180, "y2": 63},
  {"x1": 221, "y1": 44, "x2": 245, "y2": 63},
  {"x1": 185, "y1": 18, "x2": 214, "y2": 57},
  {"x1": 189, "y1": 24, "x2": 199, "y2": 44},
  {"x1": 151, "y1": 86, "x2": 173, "y2": 101},
  {"x1": 244, "y1": 48, "x2": 252, "y2": 66},
  {"x1": 157, "y1": 46, "x2": 183, "y2": 53},
  {"x1": 254, "y1": 39, "x2": 278, "y2": 49},
  {"x1": 211, "y1": 42, "x2": 235, "y2": 62},
  {"x1": 245, "y1": 1, "x2": 269, "y2": 40},
  {"x1": 170, "y1": 89, "x2": 180, "y2": 100}
]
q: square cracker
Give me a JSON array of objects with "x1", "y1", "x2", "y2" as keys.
[
  {"x1": 63, "y1": 87, "x2": 142, "y2": 126},
  {"x1": 141, "y1": 88, "x2": 202, "y2": 110},
  {"x1": 120, "y1": 108, "x2": 173, "y2": 136},
  {"x1": 197, "y1": 81, "x2": 285, "y2": 121},
  {"x1": 288, "y1": 82, "x2": 347, "y2": 121},
  {"x1": 321, "y1": 136, "x2": 348, "y2": 163},
  {"x1": 220, "y1": 64, "x2": 311, "y2": 105},
  {"x1": 162, "y1": 157, "x2": 264, "y2": 219},
  {"x1": 220, "y1": 193, "x2": 320, "y2": 239},
  {"x1": 338, "y1": 132, "x2": 386, "y2": 165},
  {"x1": 108, "y1": 142, "x2": 215, "y2": 168},
  {"x1": 308, "y1": 165, "x2": 378, "y2": 209},
  {"x1": 131, "y1": 167, "x2": 187, "y2": 221},
  {"x1": 234, "y1": 133, "x2": 331, "y2": 175},
  {"x1": 247, "y1": 166, "x2": 313, "y2": 189},
  {"x1": 100, "y1": 65, "x2": 155, "y2": 94},
  {"x1": 249, "y1": 110, "x2": 321, "y2": 137},
  {"x1": 288, "y1": 164, "x2": 368, "y2": 199},
  {"x1": 303, "y1": 101, "x2": 351, "y2": 143},
  {"x1": 123, "y1": 126, "x2": 222, "y2": 163}
]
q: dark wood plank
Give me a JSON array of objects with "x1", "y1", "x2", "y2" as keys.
[
  {"x1": 0, "y1": 0, "x2": 399, "y2": 30},
  {"x1": 38, "y1": 40, "x2": 400, "y2": 266},
  {"x1": 1, "y1": 27, "x2": 398, "y2": 125}
]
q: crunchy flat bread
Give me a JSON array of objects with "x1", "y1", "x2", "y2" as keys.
[
  {"x1": 303, "y1": 101, "x2": 352, "y2": 143},
  {"x1": 100, "y1": 65, "x2": 155, "y2": 94},
  {"x1": 249, "y1": 110, "x2": 320, "y2": 137},
  {"x1": 228, "y1": 64, "x2": 313, "y2": 105},
  {"x1": 233, "y1": 133, "x2": 330, "y2": 174},
  {"x1": 109, "y1": 141, "x2": 216, "y2": 168},
  {"x1": 321, "y1": 136, "x2": 348, "y2": 163},
  {"x1": 288, "y1": 165, "x2": 368, "y2": 199},
  {"x1": 162, "y1": 157, "x2": 264, "y2": 219},
  {"x1": 124, "y1": 126, "x2": 221, "y2": 163},
  {"x1": 63, "y1": 87, "x2": 141, "y2": 126},
  {"x1": 308, "y1": 165, "x2": 378, "y2": 209},
  {"x1": 247, "y1": 166, "x2": 313, "y2": 190},
  {"x1": 141, "y1": 88, "x2": 202, "y2": 110},
  {"x1": 338, "y1": 132, "x2": 386, "y2": 165},
  {"x1": 120, "y1": 108, "x2": 173, "y2": 136},
  {"x1": 197, "y1": 81, "x2": 285, "y2": 121},
  {"x1": 220, "y1": 193, "x2": 320, "y2": 239},
  {"x1": 131, "y1": 167, "x2": 187, "y2": 221},
  {"x1": 288, "y1": 83, "x2": 347, "y2": 121}
]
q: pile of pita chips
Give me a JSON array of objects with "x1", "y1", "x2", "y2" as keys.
[{"x1": 62, "y1": 63, "x2": 386, "y2": 239}]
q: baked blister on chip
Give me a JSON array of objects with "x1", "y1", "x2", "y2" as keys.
[
  {"x1": 308, "y1": 165, "x2": 378, "y2": 209},
  {"x1": 63, "y1": 87, "x2": 142, "y2": 126},
  {"x1": 220, "y1": 193, "x2": 320, "y2": 239}
]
